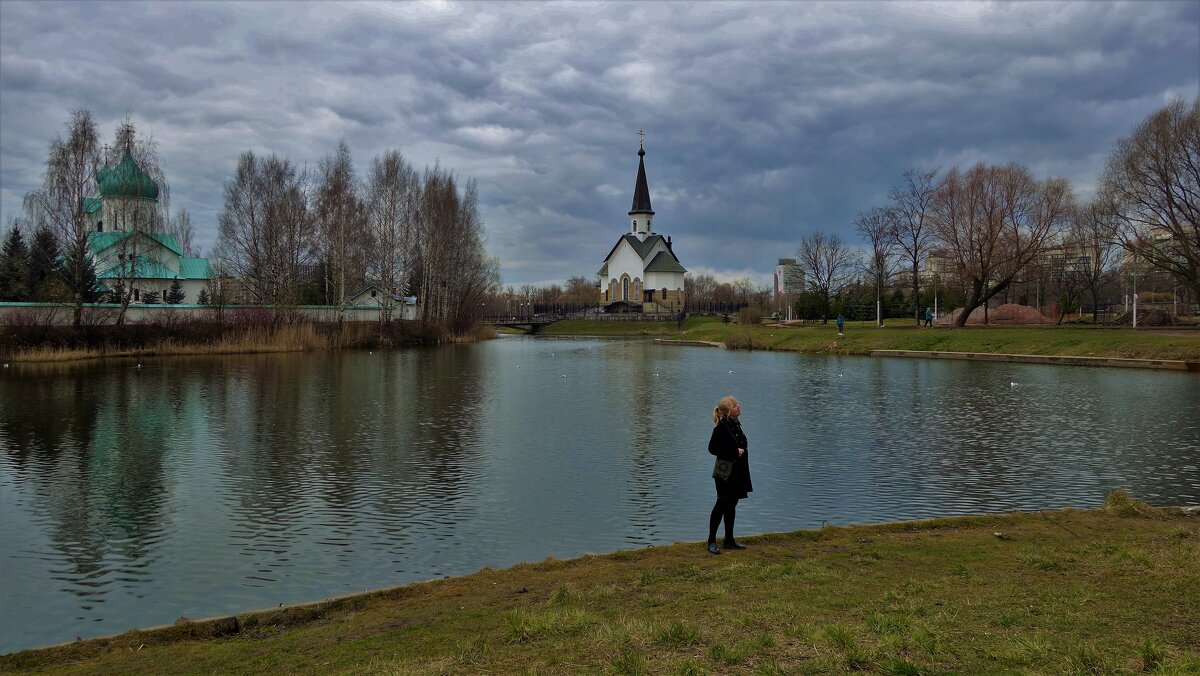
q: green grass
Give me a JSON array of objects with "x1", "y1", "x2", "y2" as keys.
[
  {"x1": 545, "y1": 316, "x2": 1200, "y2": 360},
  {"x1": 4, "y1": 498, "x2": 1197, "y2": 674}
]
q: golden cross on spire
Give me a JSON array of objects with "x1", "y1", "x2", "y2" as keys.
[{"x1": 638, "y1": 129, "x2": 645, "y2": 150}]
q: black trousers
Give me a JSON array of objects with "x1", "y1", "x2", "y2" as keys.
[{"x1": 708, "y1": 496, "x2": 739, "y2": 543}]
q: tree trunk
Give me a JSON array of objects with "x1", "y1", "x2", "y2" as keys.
[
  {"x1": 911, "y1": 265, "x2": 921, "y2": 326},
  {"x1": 953, "y1": 280, "x2": 985, "y2": 327},
  {"x1": 73, "y1": 292, "x2": 83, "y2": 330}
]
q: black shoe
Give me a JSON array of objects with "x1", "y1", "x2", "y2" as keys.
[
  {"x1": 723, "y1": 539, "x2": 747, "y2": 550},
  {"x1": 707, "y1": 542, "x2": 721, "y2": 555}
]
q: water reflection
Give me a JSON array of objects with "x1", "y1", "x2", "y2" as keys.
[{"x1": 1, "y1": 339, "x2": 1198, "y2": 651}]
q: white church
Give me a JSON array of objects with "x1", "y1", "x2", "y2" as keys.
[{"x1": 597, "y1": 139, "x2": 686, "y2": 313}]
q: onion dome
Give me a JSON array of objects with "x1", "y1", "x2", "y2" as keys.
[{"x1": 96, "y1": 151, "x2": 159, "y2": 201}]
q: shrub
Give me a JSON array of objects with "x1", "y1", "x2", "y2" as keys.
[{"x1": 736, "y1": 306, "x2": 762, "y2": 325}]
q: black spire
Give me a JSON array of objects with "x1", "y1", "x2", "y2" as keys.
[{"x1": 629, "y1": 141, "x2": 654, "y2": 216}]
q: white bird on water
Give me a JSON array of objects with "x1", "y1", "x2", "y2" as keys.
[
  {"x1": 561, "y1": 374, "x2": 567, "y2": 378},
  {"x1": 728, "y1": 369, "x2": 734, "y2": 374},
  {"x1": 1010, "y1": 381, "x2": 1018, "y2": 388}
]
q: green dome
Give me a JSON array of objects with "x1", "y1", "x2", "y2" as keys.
[{"x1": 96, "y1": 151, "x2": 158, "y2": 201}]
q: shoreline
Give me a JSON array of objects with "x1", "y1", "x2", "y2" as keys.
[
  {"x1": 4, "y1": 497, "x2": 1196, "y2": 672},
  {"x1": 653, "y1": 338, "x2": 1200, "y2": 371}
]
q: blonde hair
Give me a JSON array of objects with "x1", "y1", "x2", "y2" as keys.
[{"x1": 713, "y1": 396, "x2": 739, "y2": 426}]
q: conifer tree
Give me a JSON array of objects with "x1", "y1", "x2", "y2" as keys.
[
  {"x1": 25, "y1": 226, "x2": 62, "y2": 301},
  {"x1": 166, "y1": 278, "x2": 185, "y2": 304},
  {"x1": 0, "y1": 225, "x2": 29, "y2": 301},
  {"x1": 196, "y1": 288, "x2": 210, "y2": 305},
  {"x1": 61, "y1": 250, "x2": 101, "y2": 303}
]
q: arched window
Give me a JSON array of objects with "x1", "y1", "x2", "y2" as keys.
[
  {"x1": 610, "y1": 278, "x2": 618, "y2": 301},
  {"x1": 633, "y1": 277, "x2": 641, "y2": 300},
  {"x1": 621, "y1": 275, "x2": 630, "y2": 301}
]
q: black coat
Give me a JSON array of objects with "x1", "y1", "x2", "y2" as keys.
[{"x1": 709, "y1": 417, "x2": 753, "y2": 499}]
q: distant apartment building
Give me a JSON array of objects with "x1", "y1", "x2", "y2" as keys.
[{"x1": 774, "y1": 258, "x2": 805, "y2": 306}]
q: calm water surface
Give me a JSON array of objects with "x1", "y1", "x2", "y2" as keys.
[{"x1": 1, "y1": 337, "x2": 1198, "y2": 651}]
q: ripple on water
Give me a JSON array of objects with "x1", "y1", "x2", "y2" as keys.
[{"x1": 2, "y1": 342, "x2": 1198, "y2": 651}]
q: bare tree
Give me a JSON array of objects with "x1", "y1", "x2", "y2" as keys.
[
  {"x1": 412, "y1": 169, "x2": 498, "y2": 330},
  {"x1": 684, "y1": 273, "x2": 717, "y2": 306},
  {"x1": 888, "y1": 168, "x2": 938, "y2": 326},
  {"x1": 216, "y1": 151, "x2": 312, "y2": 306},
  {"x1": 797, "y1": 229, "x2": 857, "y2": 323},
  {"x1": 855, "y1": 206, "x2": 895, "y2": 326},
  {"x1": 1066, "y1": 197, "x2": 1123, "y2": 322},
  {"x1": 316, "y1": 142, "x2": 366, "y2": 323},
  {"x1": 23, "y1": 110, "x2": 102, "y2": 328},
  {"x1": 933, "y1": 163, "x2": 1074, "y2": 327},
  {"x1": 365, "y1": 149, "x2": 420, "y2": 325},
  {"x1": 1101, "y1": 97, "x2": 1200, "y2": 304},
  {"x1": 166, "y1": 208, "x2": 197, "y2": 256},
  {"x1": 564, "y1": 275, "x2": 598, "y2": 305}
]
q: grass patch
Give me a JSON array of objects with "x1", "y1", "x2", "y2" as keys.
[
  {"x1": 679, "y1": 321, "x2": 1200, "y2": 360},
  {"x1": 1103, "y1": 488, "x2": 1173, "y2": 519},
  {"x1": 4, "y1": 506, "x2": 1198, "y2": 674}
]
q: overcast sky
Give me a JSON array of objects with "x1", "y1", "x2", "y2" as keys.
[{"x1": 1, "y1": 1, "x2": 1197, "y2": 286}]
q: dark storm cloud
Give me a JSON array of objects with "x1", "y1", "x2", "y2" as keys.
[{"x1": 1, "y1": 1, "x2": 1197, "y2": 286}]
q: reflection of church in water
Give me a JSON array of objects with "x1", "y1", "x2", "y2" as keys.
[{"x1": 597, "y1": 135, "x2": 687, "y2": 313}]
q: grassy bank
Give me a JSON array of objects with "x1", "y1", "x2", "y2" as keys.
[
  {"x1": 4, "y1": 493, "x2": 1197, "y2": 674},
  {"x1": 0, "y1": 321, "x2": 492, "y2": 363},
  {"x1": 547, "y1": 317, "x2": 1200, "y2": 361}
]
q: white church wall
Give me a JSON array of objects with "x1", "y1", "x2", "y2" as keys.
[
  {"x1": 644, "y1": 271, "x2": 684, "y2": 291},
  {"x1": 607, "y1": 243, "x2": 647, "y2": 297}
]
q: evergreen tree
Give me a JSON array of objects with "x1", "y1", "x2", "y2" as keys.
[
  {"x1": 166, "y1": 278, "x2": 185, "y2": 304},
  {"x1": 0, "y1": 225, "x2": 28, "y2": 301},
  {"x1": 141, "y1": 290, "x2": 160, "y2": 304},
  {"x1": 196, "y1": 288, "x2": 210, "y2": 305},
  {"x1": 61, "y1": 251, "x2": 101, "y2": 303},
  {"x1": 25, "y1": 227, "x2": 61, "y2": 301}
]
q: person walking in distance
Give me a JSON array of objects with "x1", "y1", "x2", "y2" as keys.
[
  {"x1": 924, "y1": 307, "x2": 933, "y2": 328},
  {"x1": 707, "y1": 396, "x2": 753, "y2": 554},
  {"x1": 836, "y1": 313, "x2": 845, "y2": 336}
]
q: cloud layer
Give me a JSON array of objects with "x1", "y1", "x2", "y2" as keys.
[{"x1": 2, "y1": 1, "x2": 1197, "y2": 285}]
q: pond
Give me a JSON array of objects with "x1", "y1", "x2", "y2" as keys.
[{"x1": 1, "y1": 337, "x2": 1197, "y2": 652}]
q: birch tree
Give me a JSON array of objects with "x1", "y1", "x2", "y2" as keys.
[
  {"x1": 316, "y1": 142, "x2": 365, "y2": 323},
  {"x1": 23, "y1": 110, "x2": 102, "y2": 328},
  {"x1": 365, "y1": 149, "x2": 420, "y2": 324},
  {"x1": 166, "y1": 208, "x2": 197, "y2": 256},
  {"x1": 216, "y1": 151, "x2": 312, "y2": 305},
  {"x1": 104, "y1": 118, "x2": 170, "y2": 325}
]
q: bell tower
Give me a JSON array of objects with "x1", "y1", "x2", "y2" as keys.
[{"x1": 628, "y1": 130, "x2": 654, "y2": 241}]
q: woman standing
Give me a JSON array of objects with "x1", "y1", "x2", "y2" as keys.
[{"x1": 707, "y1": 395, "x2": 753, "y2": 554}]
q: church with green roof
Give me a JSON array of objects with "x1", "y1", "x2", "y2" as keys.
[
  {"x1": 81, "y1": 151, "x2": 212, "y2": 304},
  {"x1": 596, "y1": 138, "x2": 687, "y2": 313}
]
